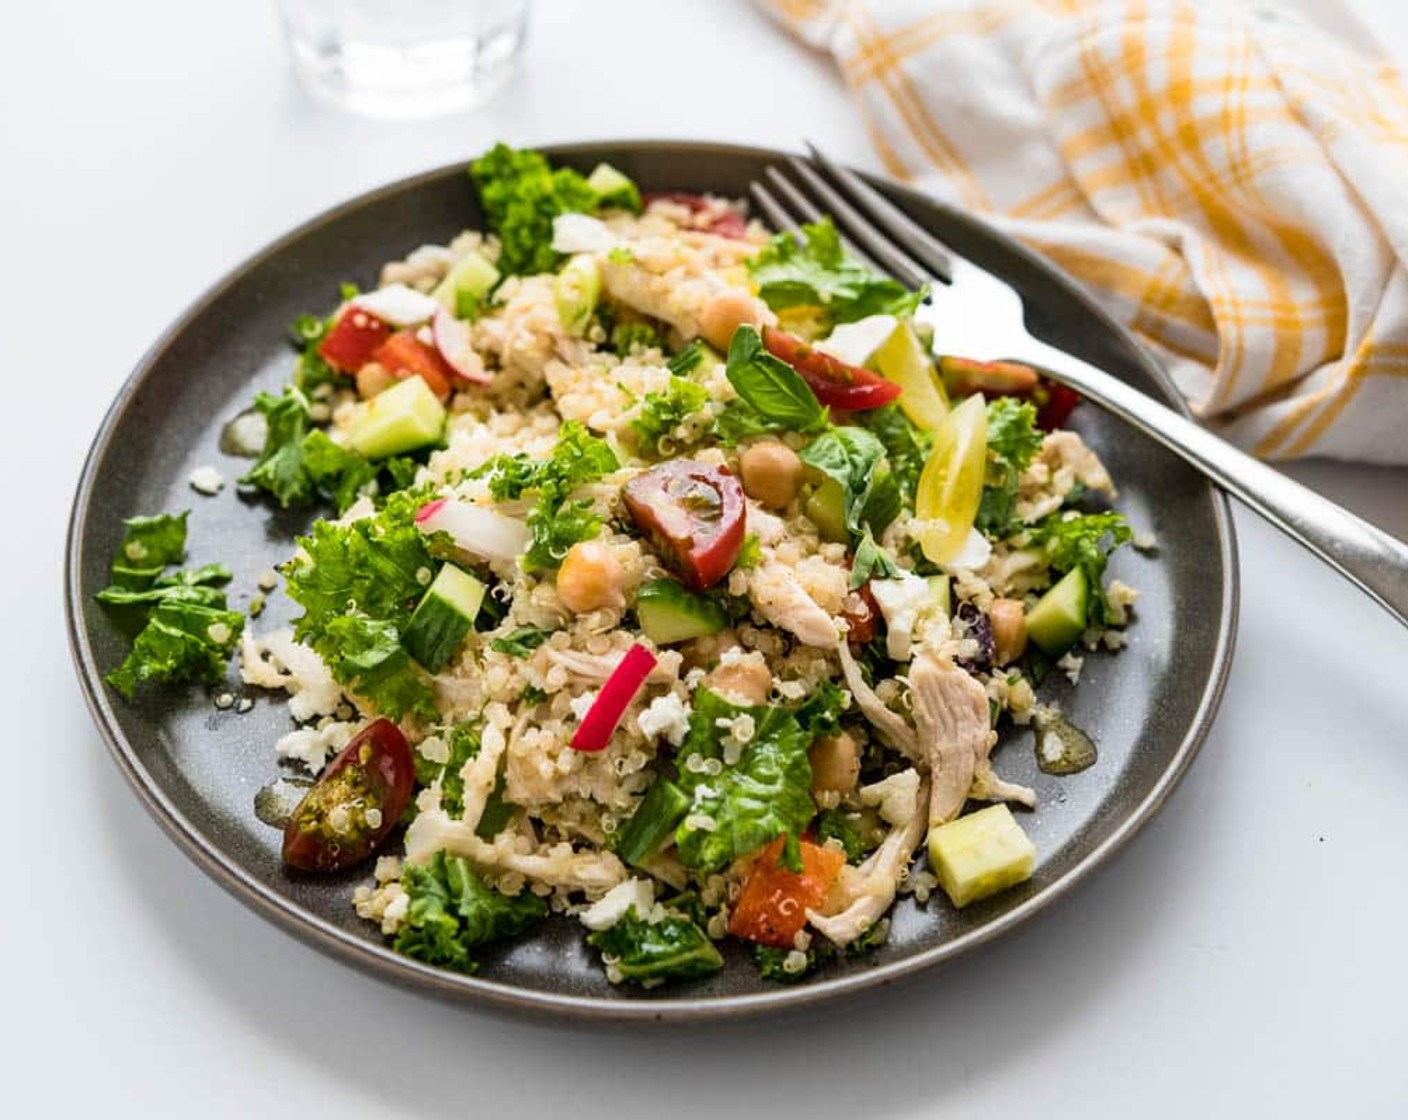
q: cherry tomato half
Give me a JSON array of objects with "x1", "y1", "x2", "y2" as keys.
[
  {"x1": 728, "y1": 837, "x2": 846, "y2": 948},
  {"x1": 371, "y1": 330, "x2": 456, "y2": 402},
  {"x1": 282, "y1": 718, "x2": 415, "y2": 873},
  {"x1": 762, "y1": 327, "x2": 902, "y2": 411},
  {"x1": 1034, "y1": 379, "x2": 1080, "y2": 430},
  {"x1": 623, "y1": 460, "x2": 746, "y2": 591},
  {"x1": 318, "y1": 307, "x2": 391, "y2": 374}
]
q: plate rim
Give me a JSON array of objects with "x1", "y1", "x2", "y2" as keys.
[{"x1": 65, "y1": 138, "x2": 1239, "y2": 1022}]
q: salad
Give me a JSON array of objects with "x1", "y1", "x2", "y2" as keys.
[{"x1": 101, "y1": 145, "x2": 1137, "y2": 988}]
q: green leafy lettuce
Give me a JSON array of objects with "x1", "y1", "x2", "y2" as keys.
[
  {"x1": 1031, "y1": 511, "x2": 1133, "y2": 624},
  {"x1": 976, "y1": 397, "x2": 1043, "y2": 539},
  {"x1": 471, "y1": 420, "x2": 619, "y2": 571},
  {"x1": 283, "y1": 486, "x2": 440, "y2": 719},
  {"x1": 394, "y1": 851, "x2": 548, "y2": 974},
  {"x1": 97, "y1": 513, "x2": 244, "y2": 699},
  {"x1": 855, "y1": 403, "x2": 932, "y2": 506},
  {"x1": 713, "y1": 325, "x2": 827, "y2": 444},
  {"x1": 587, "y1": 906, "x2": 723, "y2": 986},
  {"x1": 748, "y1": 217, "x2": 924, "y2": 327},
  {"x1": 671, "y1": 686, "x2": 845, "y2": 873}
]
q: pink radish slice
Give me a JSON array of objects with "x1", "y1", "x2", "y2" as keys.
[
  {"x1": 570, "y1": 643, "x2": 658, "y2": 752},
  {"x1": 433, "y1": 308, "x2": 491, "y2": 384},
  {"x1": 415, "y1": 498, "x2": 528, "y2": 564}
]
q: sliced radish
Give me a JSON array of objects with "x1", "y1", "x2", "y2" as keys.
[
  {"x1": 350, "y1": 283, "x2": 442, "y2": 328},
  {"x1": 432, "y1": 308, "x2": 491, "y2": 384},
  {"x1": 571, "y1": 643, "x2": 658, "y2": 752},
  {"x1": 416, "y1": 498, "x2": 529, "y2": 564}
]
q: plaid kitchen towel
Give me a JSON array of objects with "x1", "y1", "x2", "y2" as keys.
[{"x1": 764, "y1": 0, "x2": 1408, "y2": 462}]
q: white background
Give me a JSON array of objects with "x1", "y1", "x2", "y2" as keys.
[{"x1": 5, "y1": 1, "x2": 1407, "y2": 1115}]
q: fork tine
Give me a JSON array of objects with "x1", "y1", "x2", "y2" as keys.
[
  {"x1": 763, "y1": 167, "x2": 884, "y2": 273},
  {"x1": 749, "y1": 182, "x2": 801, "y2": 240},
  {"x1": 804, "y1": 142, "x2": 954, "y2": 284},
  {"x1": 782, "y1": 157, "x2": 931, "y2": 290}
]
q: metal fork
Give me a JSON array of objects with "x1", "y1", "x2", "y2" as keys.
[{"x1": 751, "y1": 144, "x2": 1408, "y2": 630}]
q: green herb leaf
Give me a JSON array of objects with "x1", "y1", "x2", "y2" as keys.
[
  {"x1": 799, "y1": 426, "x2": 899, "y2": 541},
  {"x1": 610, "y1": 321, "x2": 662, "y2": 355},
  {"x1": 849, "y1": 530, "x2": 899, "y2": 589},
  {"x1": 106, "y1": 599, "x2": 244, "y2": 699},
  {"x1": 748, "y1": 217, "x2": 924, "y2": 327},
  {"x1": 814, "y1": 808, "x2": 872, "y2": 864},
  {"x1": 394, "y1": 851, "x2": 548, "y2": 974},
  {"x1": 720, "y1": 326, "x2": 827, "y2": 437},
  {"x1": 110, "y1": 512, "x2": 189, "y2": 589},
  {"x1": 489, "y1": 626, "x2": 554, "y2": 657},
  {"x1": 587, "y1": 906, "x2": 723, "y2": 986},
  {"x1": 976, "y1": 398, "x2": 1043, "y2": 539}
]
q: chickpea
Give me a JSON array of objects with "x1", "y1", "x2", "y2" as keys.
[
  {"x1": 704, "y1": 654, "x2": 772, "y2": 706},
  {"x1": 990, "y1": 598, "x2": 1028, "y2": 665},
  {"x1": 556, "y1": 540, "x2": 627, "y2": 613},
  {"x1": 809, "y1": 732, "x2": 860, "y2": 796},
  {"x1": 698, "y1": 289, "x2": 765, "y2": 351},
  {"x1": 356, "y1": 361, "x2": 395, "y2": 399},
  {"x1": 739, "y1": 440, "x2": 804, "y2": 510}
]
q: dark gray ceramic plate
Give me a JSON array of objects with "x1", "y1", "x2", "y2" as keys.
[{"x1": 66, "y1": 140, "x2": 1237, "y2": 1022}]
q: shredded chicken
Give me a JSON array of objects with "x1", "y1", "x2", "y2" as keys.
[
  {"x1": 908, "y1": 652, "x2": 995, "y2": 826},
  {"x1": 836, "y1": 642, "x2": 920, "y2": 762},
  {"x1": 404, "y1": 796, "x2": 627, "y2": 893},
  {"x1": 455, "y1": 713, "x2": 522, "y2": 834},
  {"x1": 809, "y1": 772, "x2": 929, "y2": 947},
  {"x1": 1017, "y1": 429, "x2": 1116, "y2": 522},
  {"x1": 747, "y1": 557, "x2": 840, "y2": 648}
]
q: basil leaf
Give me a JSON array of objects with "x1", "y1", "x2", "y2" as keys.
[{"x1": 718, "y1": 326, "x2": 826, "y2": 440}]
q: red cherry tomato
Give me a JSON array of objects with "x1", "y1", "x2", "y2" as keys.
[
  {"x1": 728, "y1": 837, "x2": 846, "y2": 948},
  {"x1": 1035, "y1": 379, "x2": 1080, "y2": 430},
  {"x1": 318, "y1": 307, "x2": 391, "y2": 374},
  {"x1": 623, "y1": 461, "x2": 746, "y2": 591},
  {"x1": 282, "y1": 718, "x2": 415, "y2": 873},
  {"x1": 370, "y1": 330, "x2": 456, "y2": 401},
  {"x1": 642, "y1": 192, "x2": 748, "y2": 238},
  {"x1": 761, "y1": 327, "x2": 902, "y2": 411}
]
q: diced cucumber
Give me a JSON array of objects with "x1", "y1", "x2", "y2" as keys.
[
  {"x1": 804, "y1": 476, "x2": 849, "y2": 543},
  {"x1": 635, "y1": 579, "x2": 728, "y2": 645},
  {"x1": 1025, "y1": 567, "x2": 1089, "y2": 655},
  {"x1": 614, "y1": 778, "x2": 691, "y2": 867},
  {"x1": 927, "y1": 574, "x2": 951, "y2": 616},
  {"x1": 586, "y1": 162, "x2": 642, "y2": 212},
  {"x1": 402, "y1": 564, "x2": 486, "y2": 671},
  {"x1": 927, "y1": 804, "x2": 1036, "y2": 908},
  {"x1": 345, "y1": 375, "x2": 446, "y2": 460},
  {"x1": 431, "y1": 250, "x2": 500, "y2": 318},
  {"x1": 554, "y1": 253, "x2": 601, "y2": 336}
]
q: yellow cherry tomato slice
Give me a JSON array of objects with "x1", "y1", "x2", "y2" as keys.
[
  {"x1": 915, "y1": 393, "x2": 988, "y2": 564},
  {"x1": 872, "y1": 320, "x2": 950, "y2": 431}
]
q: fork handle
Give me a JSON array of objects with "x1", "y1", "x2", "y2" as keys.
[{"x1": 1015, "y1": 337, "x2": 1408, "y2": 629}]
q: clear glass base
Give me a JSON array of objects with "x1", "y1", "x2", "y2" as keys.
[{"x1": 284, "y1": 15, "x2": 525, "y2": 119}]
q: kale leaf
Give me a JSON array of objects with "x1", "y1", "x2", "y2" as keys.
[
  {"x1": 394, "y1": 852, "x2": 548, "y2": 974},
  {"x1": 748, "y1": 217, "x2": 924, "y2": 326},
  {"x1": 976, "y1": 397, "x2": 1043, "y2": 539},
  {"x1": 472, "y1": 420, "x2": 618, "y2": 571},
  {"x1": 587, "y1": 906, "x2": 723, "y2": 986},
  {"x1": 470, "y1": 144, "x2": 598, "y2": 276},
  {"x1": 1031, "y1": 510, "x2": 1132, "y2": 624},
  {"x1": 630, "y1": 375, "x2": 709, "y2": 457},
  {"x1": 109, "y1": 511, "x2": 189, "y2": 589}
]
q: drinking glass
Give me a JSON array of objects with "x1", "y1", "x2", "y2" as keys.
[{"x1": 277, "y1": 0, "x2": 529, "y2": 118}]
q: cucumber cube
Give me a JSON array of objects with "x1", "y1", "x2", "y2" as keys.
[
  {"x1": 635, "y1": 579, "x2": 728, "y2": 645},
  {"x1": 431, "y1": 250, "x2": 501, "y2": 317},
  {"x1": 402, "y1": 564, "x2": 486, "y2": 672},
  {"x1": 345, "y1": 376, "x2": 446, "y2": 460},
  {"x1": 927, "y1": 804, "x2": 1036, "y2": 908},
  {"x1": 1025, "y1": 566, "x2": 1090, "y2": 655},
  {"x1": 586, "y1": 162, "x2": 642, "y2": 211}
]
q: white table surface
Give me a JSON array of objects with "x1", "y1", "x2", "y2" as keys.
[{"x1": 7, "y1": 1, "x2": 1407, "y2": 1114}]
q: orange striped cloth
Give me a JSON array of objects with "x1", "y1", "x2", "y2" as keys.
[{"x1": 764, "y1": 0, "x2": 1408, "y2": 462}]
